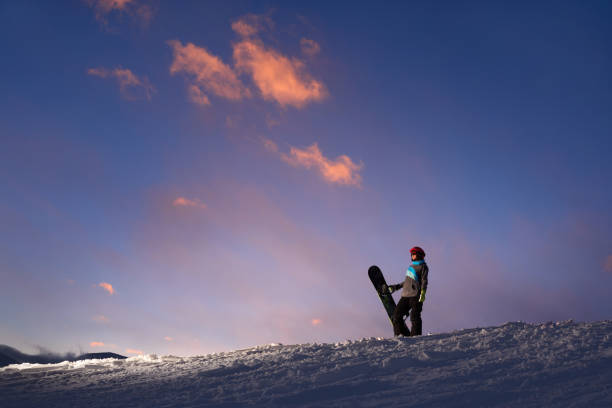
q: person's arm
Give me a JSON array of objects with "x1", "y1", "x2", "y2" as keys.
[
  {"x1": 381, "y1": 283, "x2": 403, "y2": 294},
  {"x1": 390, "y1": 283, "x2": 403, "y2": 292},
  {"x1": 419, "y1": 265, "x2": 428, "y2": 302}
]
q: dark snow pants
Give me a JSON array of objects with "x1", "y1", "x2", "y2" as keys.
[{"x1": 392, "y1": 296, "x2": 422, "y2": 336}]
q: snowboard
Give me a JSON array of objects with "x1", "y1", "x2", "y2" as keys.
[{"x1": 368, "y1": 265, "x2": 409, "y2": 334}]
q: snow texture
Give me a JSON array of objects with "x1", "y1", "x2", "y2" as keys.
[{"x1": 1, "y1": 320, "x2": 612, "y2": 407}]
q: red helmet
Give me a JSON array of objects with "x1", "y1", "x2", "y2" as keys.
[{"x1": 410, "y1": 246, "x2": 426, "y2": 258}]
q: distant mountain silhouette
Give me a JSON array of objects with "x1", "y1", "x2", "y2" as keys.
[
  {"x1": 0, "y1": 353, "x2": 18, "y2": 367},
  {"x1": 75, "y1": 352, "x2": 127, "y2": 361},
  {"x1": 0, "y1": 345, "x2": 126, "y2": 367}
]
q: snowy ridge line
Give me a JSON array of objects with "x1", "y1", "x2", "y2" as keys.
[{"x1": 1, "y1": 320, "x2": 612, "y2": 407}]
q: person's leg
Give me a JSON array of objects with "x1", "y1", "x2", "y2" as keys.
[
  {"x1": 409, "y1": 297, "x2": 422, "y2": 336},
  {"x1": 392, "y1": 297, "x2": 411, "y2": 336}
]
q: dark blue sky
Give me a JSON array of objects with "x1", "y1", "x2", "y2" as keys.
[{"x1": 1, "y1": 1, "x2": 611, "y2": 356}]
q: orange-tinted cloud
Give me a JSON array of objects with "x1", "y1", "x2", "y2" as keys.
[
  {"x1": 93, "y1": 314, "x2": 110, "y2": 323},
  {"x1": 262, "y1": 137, "x2": 279, "y2": 153},
  {"x1": 173, "y1": 197, "x2": 207, "y2": 209},
  {"x1": 169, "y1": 15, "x2": 326, "y2": 109},
  {"x1": 187, "y1": 84, "x2": 210, "y2": 106},
  {"x1": 280, "y1": 143, "x2": 363, "y2": 187},
  {"x1": 87, "y1": 0, "x2": 154, "y2": 27},
  {"x1": 88, "y1": 67, "x2": 155, "y2": 100},
  {"x1": 164, "y1": 336, "x2": 173, "y2": 341},
  {"x1": 125, "y1": 348, "x2": 143, "y2": 355},
  {"x1": 98, "y1": 282, "x2": 115, "y2": 295},
  {"x1": 605, "y1": 255, "x2": 612, "y2": 273},
  {"x1": 311, "y1": 318, "x2": 322, "y2": 326},
  {"x1": 133, "y1": 3, "x2": 154, "y2": 25},
  {"x1": 300, "y1": 38, "x2": 321, "y2": 56},
  {"x1": 230, "y1": 14, "x2": 271, "y2": 38},
  {"x1": 168, "y1": 40, "x2": 249, "y2": 106},
  {"x1": 90, "y1": 341, "x2": 105, "y2": 347},
  {"x1": 88, "y1": 0, "x2": 133, "y2": 15},
  {"x1": 233, "y1": 38, "x2": 326, "y2": 108}
]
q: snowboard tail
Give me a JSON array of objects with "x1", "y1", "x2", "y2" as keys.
[{"x1": 368, "y1": 265, "x2": 409, "y2": 334}]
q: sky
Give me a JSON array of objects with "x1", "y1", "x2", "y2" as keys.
[{"x1": 1, "y1": 0, "x2": 611, "y2": 357}]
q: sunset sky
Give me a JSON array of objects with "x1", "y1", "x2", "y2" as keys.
[{"x1": 1, "y1": 1, "x2": 611, "y2": 356}]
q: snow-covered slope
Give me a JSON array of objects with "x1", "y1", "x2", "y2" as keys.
[{"x1": 2, "y1": 320, "x2": 611, "y2": 407}]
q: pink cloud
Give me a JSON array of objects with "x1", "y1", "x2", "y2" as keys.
[
  {"x1": 230, "y1": 14, "x2": 274, "y2": 38},
  {"x1": 605, "y1": 255, "x2": 612, "y2": 273},
  {"x1": 231, "y1": 18, "x2": 259, "y2": 37},
  {"x1": 262, "y1": 137, "x2": 279, "y2": 153},
  {"x1": 134, "y1": 3, "x2": 154, "y2": 25},
  {"x1": 98, "y1": 282, "x2": 115, "y2": 295},
  {"x1": 300, "y1": 38, "x2": 321, "y2": 57},
  {"x1": 87, "y1": 0, "x2": 154, "y2": 26},
  {"x1": 88, "y1": 0, "x2": 133, "y2": 14},
  {"x1": 311, "y1": 318, "x2": 322, "y2": 326},
  {"x1": 168, "y1": 15, "x2": 326, "y2": 109},
  {"x1": 93, "y1": 314, "x2": 110, "y2": 323},
  {"x1": 173, "y1": 197, "x2": 207, "y2": 209},
  {"x1": 280, "y1": 143, "x2": 363, "y2": 187},
  {"x1": 187, "y1": 84, "x2": 211, "y2": 106},
  {"x1": 164, "y1": 336, "x2": 173, "y2": 342},
  {"x1": 88, "y1": 67, "x2": 155, "y2": 100},
  {"x1": 233, "y1": 38, "x2": 327, "y2": 108},
  {"x1": 125, "y1": 348, "x2": 143, "y2": 355},
  {"x1": 168, "y1": 40, "x2": 249, "y2": 105},
  {"x1": 90, "y1": 341, "x2": 105, "y2": 347}
]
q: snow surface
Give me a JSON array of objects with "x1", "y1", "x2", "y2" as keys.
[{"x1": 2, "y1": 320, "x2": 612, "y2": 407}]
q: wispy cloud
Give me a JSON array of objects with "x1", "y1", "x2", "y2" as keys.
[
  {"x1": 262, "y1": 137, "x2": 279, "y2": 153},
  {"x1": 300, "y1": 38, "x2": 321, "y2": 57},
  {"x1": 230, "y1": 14, "x2": 272, "y2": 38},
  {"x1": 87, "y1": 0, "x2": 154, "y2": 27},
  {"x1": 187, "y1": 84, "x2": 210, "y2": 106},
  {"x1": 88, "y1": 67, "x2": 155, "y2": 100},
  {"x1": 98, "y1": 282, "x2": 115, "y2": 295},
  {"x1": 605, "y1": 255, "x2": 612, "y2": 273},
  {"x1": 311, "y1": 318, "x2": 322, "y2": 326},
  {"x1": 168, "y1": 40, "x2": 250, "y2": 106},
  {"x1": 125, "y1": 348, "x2": 143, "y2": 355},
  {"x1": 164, "y1": 336, "x2": 173, "y2": 342},
  {"x1": 173, "y1": 197, "x2": 207, "y2": 209},
  {"x1": 90, "y1": 341, "x2": 105, "y2": 347},
  {"x1": 279, "y1": 143, "x2": 363, "y2": 187},
  {"x1": 93, "y1": 315, "x2": 110, "y2": 323}
]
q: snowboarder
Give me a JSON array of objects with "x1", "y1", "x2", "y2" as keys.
[{"x1": 382, "y1": 246, "x2": 428, "y2": 336}]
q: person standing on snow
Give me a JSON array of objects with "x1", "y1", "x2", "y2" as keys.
[{"x1": 382, "y1": 246, "x2": 429, "y2": 336}]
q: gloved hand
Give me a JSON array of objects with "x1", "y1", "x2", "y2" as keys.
[
  {"x1": 380, "y1": 284, "x2": 395, "y2": 295},
  {"x1": 418, "y1": 289, "x2": 426, "y2": 303}
]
